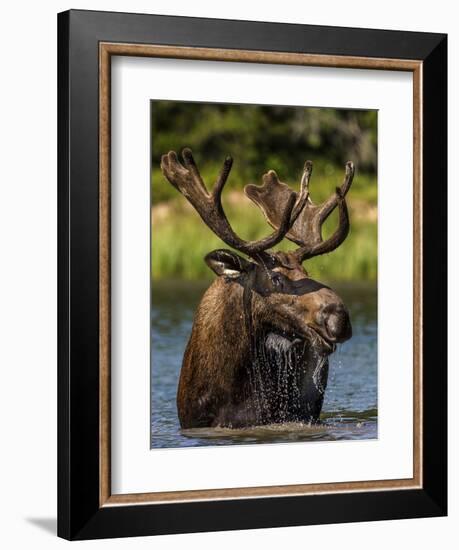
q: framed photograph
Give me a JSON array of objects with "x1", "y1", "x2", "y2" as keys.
[{"x1": 58, "y1": 9, "x2": 447, "y2": 540}]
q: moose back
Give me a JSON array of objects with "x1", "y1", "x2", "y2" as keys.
[{"x1": 160, "y1": 148, "x2": 353, "y2": 429}]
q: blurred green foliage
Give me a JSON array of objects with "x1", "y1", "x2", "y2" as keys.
[
  {"x1": 151, "y1": 101, "x2": 377, "y2": 202},
  {"x1": 151, "y1": 101, "x2": 377, "y2": 281}
]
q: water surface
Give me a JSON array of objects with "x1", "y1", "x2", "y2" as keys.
[{"x1": 151, "y1": 280, "x2": 377, "y2": 448}]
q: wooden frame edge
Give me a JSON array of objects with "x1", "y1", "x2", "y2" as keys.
[
  {"x1": 413, "y1": 63, "x2": 423, "y2": 489},
  {"x1": 100, "y1": 43, "x2": 111, "y2": 506},
  {"x1": 99, "y1": 42, "x2": 423, "y2": 507},
  {"x1": 104, "y1": 478, "x2": 421, "y2": 506},
  {"x1": 101, "y1": 42, "x2": 421, "y2": 71}
]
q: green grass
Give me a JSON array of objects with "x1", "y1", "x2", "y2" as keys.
[{"x1": 151, "y1": 192, "x2": 377, "y2": 282}]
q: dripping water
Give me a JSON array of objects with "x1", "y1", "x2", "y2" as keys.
[{"x1": 244, "y1": 331, "x2": 329, "y2": 425}]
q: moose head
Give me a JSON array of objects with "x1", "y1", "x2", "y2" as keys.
[{"x1": 160, "y1": 148, "x2": 354, "y2": 429}]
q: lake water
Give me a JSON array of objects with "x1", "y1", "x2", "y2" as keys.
[{"x1": 151, "y1": 280, "x2": 377, "y2": 448}]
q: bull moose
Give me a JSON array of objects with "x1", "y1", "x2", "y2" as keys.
[{"x1": 160, "y1": 148, "x2": 354, "y2": 429}]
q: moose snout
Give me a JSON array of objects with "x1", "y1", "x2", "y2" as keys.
[{"x1": 319, "y1": 304, "x2": 352, "y2": 343}]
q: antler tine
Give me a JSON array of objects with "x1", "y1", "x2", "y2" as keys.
[
  {"x1": 290, "y1": 160, "x2": 312, "y2": 223},
  {"x1": 213, "y1": 156, "x2": 233, "y2": 207},
  {"x1": 160, "y1": 148, "x2": 298, "y2": 261},
  {"x1": 317, "y1": 161, "x2": 354, "y2": 224},
  {"x1": 294, "y1": 189, "x2": 350, "y2": 261},
  {"x1": 294, "y1": 161, "x2": 354, "y2": 262}
]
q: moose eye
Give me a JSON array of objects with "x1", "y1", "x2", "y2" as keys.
[{"x1": 270, "y1": 273, "x2": 283, "y2": 289}]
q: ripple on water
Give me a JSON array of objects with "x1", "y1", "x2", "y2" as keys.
[{"x1": 180, "y1": 417, "x2": 377, "y2": 446}]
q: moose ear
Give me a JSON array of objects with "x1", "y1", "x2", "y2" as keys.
[{"x1": 205, "y1": 249, "x2": 252, "y2": 278}]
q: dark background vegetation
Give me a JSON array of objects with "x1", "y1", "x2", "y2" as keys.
[{"x1": 151, "y1": 101, "x2": 377, "y2": 281}]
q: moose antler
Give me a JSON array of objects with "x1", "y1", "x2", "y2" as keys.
[
  {"x1": 160, "y1": 148, "x2": 309, "y2": 262},
  {"x1": 245, "y1": 161, "x2": 354, "y2": 262}
]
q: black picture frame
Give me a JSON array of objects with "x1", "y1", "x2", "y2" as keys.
[{"x1": 58, "y1": 9, "x2": 447, "y2": 540}]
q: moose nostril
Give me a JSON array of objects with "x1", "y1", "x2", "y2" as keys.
[{"x1": 325, "y1": 307, "x2": 352, "y2": 342}]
